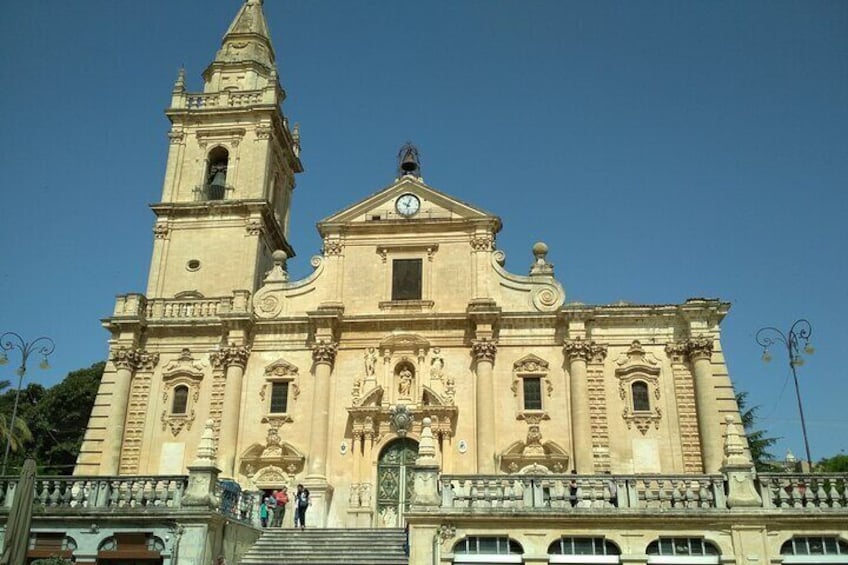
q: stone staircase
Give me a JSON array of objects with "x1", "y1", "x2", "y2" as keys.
[{"x1": 239, "y1": 528, "x2": 409, "y2": 565}]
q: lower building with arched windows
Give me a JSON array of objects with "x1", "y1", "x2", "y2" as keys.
[{"x1": 1, "y1": 1, "x2": 846, "y2": 564}]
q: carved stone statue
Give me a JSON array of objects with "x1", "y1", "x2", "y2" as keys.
[
  {"x1": 398, "y1": 367, "x2": 414, "y2": 396},
  {"x1": 364, "y1": 347, "x2": 377, "y2": 377},
  {"x1": 430, "y1": 348, "x2": 444, "y2": 380}
]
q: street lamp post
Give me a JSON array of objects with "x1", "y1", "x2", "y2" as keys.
[
  {"x1": 0, "y1": 332, "x2": 55, "y2": 475},
  {"x1": 755, "y1": 319, "x2": 814, "y2": 469}
]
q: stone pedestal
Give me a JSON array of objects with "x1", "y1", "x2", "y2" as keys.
[
  {"x1": 302, "y1": 477, "x2": 334, "y2": 528},
  {"x1": 722, "y1": 416, "x2": 762, "y2": 508}
]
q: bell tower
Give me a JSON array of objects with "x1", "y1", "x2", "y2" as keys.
[{"x1": 147, "y1": 0, "x2": 302, "y2": 299}]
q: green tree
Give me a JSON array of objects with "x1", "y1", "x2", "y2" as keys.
[
  {"x1": 736, "y1": 391, "x2": 780, "y2": 472},
  {"x1": 816, "y1": 454, "x2": 848, "y2": 472},
  {"x1": 0, "y1": 362, "x2": 104, "y2": 474},
  {"x1": 0, "y1": 379, "x2": 34, "y2": 456}
]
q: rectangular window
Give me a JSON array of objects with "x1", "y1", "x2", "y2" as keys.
[
  {"x1": 391, "y1": 259, "x2": 422, "y2": 301},
  {"x1": 270, "y1": 382, "x2": 289, "y2": 413},
  {"x1": 523, "y1": 377, "x2": 543, "y2": 410}
]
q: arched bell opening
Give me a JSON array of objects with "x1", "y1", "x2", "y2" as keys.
[{"x1": 205, "y1": 146, "x2": 230, "y2": 200}]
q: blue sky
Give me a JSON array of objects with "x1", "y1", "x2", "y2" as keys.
[{"x1": 1, "y1": 1, "x2": 846, "y2": 461}]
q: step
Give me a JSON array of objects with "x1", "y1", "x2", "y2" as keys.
[{"x1": 238, "y1": 528, "x2": 409, "y2": 565}]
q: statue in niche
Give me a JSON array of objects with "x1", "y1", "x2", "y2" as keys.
[
  {"x1": 430, "y1": 348, "x2": 444, "y2": 381},
  {"x1": 364, "y1": 347, "x2": 377, "y2": 377},
  {"x1": 398, "y1": 366, "x2": 414, "y2": 397}
]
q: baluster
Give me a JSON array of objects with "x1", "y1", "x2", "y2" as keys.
[
  {"x1": 814, "y1": 479, "x2": 827, "y2": 508},
  {"x1": 671, "y1": 480, "x2": 684, "y2": 508},
  {"x1": 791, "y1": 480, "x2": 804, "y2": 508},
  {"x1": 658, "y1": 479, "x2": 672, "y2": 508},
  {"x1": 777, "y1": 480, "x2": 791, "y2": 508},
  {"x1": 49, "y1": 481, "x2": 62, "y2": 506},
  {"x1": 828, "y1": 480, "x2": 841, "y2": 508},
  {"x1": 38, "y1": 480, "x2": 50, "y2": 505}
]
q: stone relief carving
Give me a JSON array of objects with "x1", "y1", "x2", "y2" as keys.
[
  {"x1": 160, "y1": 348, "x2": 205, "y2": 437},
  {"x1": 396, "y1": 363, "x2": 415, "y2": 398},
  {"x1": 388, "y1": 404, "x2": 413, "y2": 437},
  {"x1": 511, "y1": 354, "x2": 553, "y2": 399},
  {"x1": 499, "y1": 415, "x2": 569, "y2": 474}
]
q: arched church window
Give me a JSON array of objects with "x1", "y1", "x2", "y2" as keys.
[
  {"x1": 172, "y1": 385, "x2": 189, "y2": 415},
  {"x1": 549, "y1": 537, "x2": 620, "y2": 564},
  {"x1": 453, "y1": 536, "x2": 523, "y2": 563},
  {"x1": 632, "y1": 381, "x2": 650, "y2": 411},
  {"x1": 646, "y1": 538, "x2": 719, "y2": 564},
  {"x1": 781, "y1": 536, "x2": 848, "y2": 562},
  {"x1": 205, "y1": 146, "x2": 229, "y2": 200}
]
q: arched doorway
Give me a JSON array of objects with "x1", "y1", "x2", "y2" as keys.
[{"x1": 377, "y1": 437, "x2": 418, "y2": 527}]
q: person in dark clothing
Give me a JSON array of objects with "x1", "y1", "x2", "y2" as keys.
[{"x1": 294, "y1": 483, "x2": 310, "y2": 529}]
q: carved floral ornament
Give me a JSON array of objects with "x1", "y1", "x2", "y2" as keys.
[
  {"x1": 562, "y1": 337, "x2": 608, "y2": 363},
  {"x1": 471, "y1": 338, "x2": 497, "y2": 363},
  {"x1": 322, "y1": 237, "x2": 343, "y2": 256},
  {"x1": 665, "y1": 337, "x2": 715, "y2": 363},
  {"x1": 312, "y1": 340, "x2": 338, "y2": 365},
  {"x1": 469, "y1": 233, "x2": 495, "y2": 252},
  {"x1": 110, "y1": 347, "x2": 160, "y2": 372},
  {"x1": 210, "y1": 344, "x2": 251, "y2": 370},
  {"x1": 616, "y1": 340, "x2": 663, "y2": 435}
]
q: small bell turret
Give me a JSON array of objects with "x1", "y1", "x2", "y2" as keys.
[{"x1": 397, "y1": 143, "x2": 421, "y2": 178}]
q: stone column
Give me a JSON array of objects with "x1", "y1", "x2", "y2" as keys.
[
  {"x1": 563, "y1": 338, "x2": 606, "y2": 474},
  {"x1": 210, "y1": 344, "x2": 251, "y2": 478},
  {"x1": 471, "y1": 339, "x2": 497, "y2": 474},
  {"x1": 307, "y1": 339, "x2": 337, "y2": 478},
  {"x1": 304, "y1": 339, "x2": 337, "y2": 527},
  {"x1": 687, "y1": 337, "x2": 723, "y2": 474},
  {"x1": 104, "y1": 347, "x2": 158, "y2": 475}
]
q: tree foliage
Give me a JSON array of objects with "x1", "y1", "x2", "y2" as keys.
[
  {"x1": 0, "y1": 379, "x2": 33, "y2": 455},
  {"x1": 817, "y1": 454, "x2": 848, "y2": 473},
  {"x1": 736, "y1": 391, "x2": 780, "y2": 472},
  {"x1": 0, "y1": 362, "x2": 104, "y2": 474}
]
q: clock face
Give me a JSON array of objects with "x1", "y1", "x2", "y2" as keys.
[{"x1": 395, "y1": 193, "x2": 421, "y2": 217}]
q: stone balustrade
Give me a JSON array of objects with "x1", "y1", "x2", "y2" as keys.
[
  {"x1": 441, "y1": 474, "x2": 724, "y2": 510},
  {"x1": 0, "y1": 475, "x2": 266, "y2": 525},
  {"x1": 0, "y1": 476, "x2": 187, "y2": 510},
  {"x1": 177, "y1": 89, "x2": 271, "y2": 110},
  {"x1": 759, "y1": 473, "x2": 848, "y2": 508},
  {"x1": 146, "y1": 297, "x2": 228, "y2": 319}
]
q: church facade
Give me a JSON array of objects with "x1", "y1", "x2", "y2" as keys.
[{"x1": 45, "y1": 1, "x2": 848, "y2": 563}]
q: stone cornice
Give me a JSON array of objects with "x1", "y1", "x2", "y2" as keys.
[{"x1": 149, "y1": 199, "x2": 295, "y2": 258}]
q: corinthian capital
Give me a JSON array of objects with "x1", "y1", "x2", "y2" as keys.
[
  {"x1": 562, "y1": 337, "x2": 607, "y2": 363},
  {"x1": 471, "y1": 338, "x2": 498, "y2": 363},
  {"x1": 312, "y1": 340, "x2": 339, "y2": 366},
  {"x1": 210, "y1": 344, "x2": 252, "y2": 370},
  {"x1": 110, "y1": 347, "x2": 159, "y2": 372},
  {"x1": 665, "y1": 337, "x2": 714, "y2": 363}
]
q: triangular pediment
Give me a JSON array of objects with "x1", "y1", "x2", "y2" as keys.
[{"x1": 318, "y1": 177, "x2": 501, "y2": 233}]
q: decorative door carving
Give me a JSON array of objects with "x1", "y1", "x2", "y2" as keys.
[{"x1": 376, "y1": 438, "x2": 418, "y2": 527}]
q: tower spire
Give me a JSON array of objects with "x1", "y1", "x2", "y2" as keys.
[{"x1": 203, "y1": 0, "x2": 278, "y2": 92}]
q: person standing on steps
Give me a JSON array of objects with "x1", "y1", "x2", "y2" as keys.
[
  {"x1": 294, "y1": 484, "x2": 311, "y2": 529},
  {"x1": 273, "y1": 486, "x2": 289, "y2": 527},
  {"x1": 265, "y1": 491, "x2": 277, "y2": 526}
]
